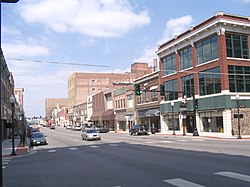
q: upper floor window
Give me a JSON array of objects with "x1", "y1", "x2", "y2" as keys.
[
  {"x1": 198, "y1": 67, "x2": 221, "y2": 96},
  {"x1": 228, "y1": 65, "x2": 250, "y2": 92},
  {"x1": 164, "y1": 79, "x2": 178, "y2": 100},
  {"x1": 196, "y1": 35, "x2": 218, "y2": 65},
  {"x1": 151, "y1": 89, "x2": 158, "y2": 102},
  {"x1": 180, "y1": 46, "x2": 192, "y2": 70},
  {"x1": 162, "y1": 53, "x2": 176, "y2": 76},
  {"x1": 226, "y1": 33, "x2": 249, "y2": 59},
  {"x1": 181, "y1": 74, "x2": 194, "y2": 98}
]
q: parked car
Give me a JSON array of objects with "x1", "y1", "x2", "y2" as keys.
[
  {"x1": 94, "y1": 125, "x2": 109, "y2": 133},
  {"x1": 66, "y1": 125, "x2": 71, "y2": 129},
  {"x1": 50, "y1": 124, "x2": 56, "y2": 129},
  {"x1": 81, "y1": 129, "x2": 101, "y2": 141},
  {"x1": 30, "y1": 132, "x2": 47, "y2": 146},
  {"x1": 129, "y1": 124, "x2": 149, "y2": 135}
]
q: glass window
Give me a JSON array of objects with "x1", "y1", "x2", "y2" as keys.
[
  {"x1": 226, "y1": 33, "x2": 249, "y2": 59},
  {"x1": 196, "y1": 35, "x2": 218, "y2": 65},
  {"x1": 180, "y1": 46, "x2": 192, "y2": 70},
  {"x1": 151, "y1": 89, "x2": 158, "y2": 102},
  {"x1": 228, "y1": 66, "x2": 250, "y2": 92},
  {"x1": 198, "y1": 67, "x2": 221, "y2": 96},
  {"x1": 164, "y1": 79, "x2": 178, "y2": 100},
  {"x1": 181, "y1": 74, "x2": 194, "y2": 98},
  {"x1": 162, "y1": 54, "x2": 176, "y2": 76}
]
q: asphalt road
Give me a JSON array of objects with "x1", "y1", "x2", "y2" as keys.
[{"x1": 3, "y1": 126, "x2": 250, "y2": 187}]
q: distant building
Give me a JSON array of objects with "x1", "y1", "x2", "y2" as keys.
[
  {"x1": 14, "y1": 88, "x2": 24, "y2": 112},
  {"x1": 67, "y1": 63, "x2": 152, "y2": 115},
  {"x1": 45, "y1": 98, "x2": 67, "y2": 119}
]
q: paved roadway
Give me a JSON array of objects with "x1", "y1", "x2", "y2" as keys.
[{"x1": 3, "y1": 126, "x2": 250, "y2": 187}]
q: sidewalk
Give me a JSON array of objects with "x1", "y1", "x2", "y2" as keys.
[{"x1": 2, "y1": 138, "x2": 31, "y2": 158}]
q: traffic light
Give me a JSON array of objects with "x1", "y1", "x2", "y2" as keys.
[
  {"x1": 134, "y1": 84, "x2": 141, "y2": 95},
  {"x1": 160, "y1": 84, "x2": 165, "y2": 96},
  {"x1": 194, "y1": 99, "x2": 198, "y2": 109}
]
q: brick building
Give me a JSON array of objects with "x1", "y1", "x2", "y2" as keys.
[
  {"x1": 67, "y1": 63, "x2": 152, "y2": 120},
  {"x1": 157, "y1": 12, "x2": 250, "y2": 136},
  {"x1": 45, "y1": 98, "x2": 68, "y2": 119}
]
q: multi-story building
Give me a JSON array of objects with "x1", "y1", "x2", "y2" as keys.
[
  {"x1": 67, "y1": 63, "x2": 152, "y2": 126},
  {"x1": 134, "y1": 71, "x2": 161, "y2": 132},
  {"x1": 67, "y1": 63, "x2": 152, "y2": 113},
  {"x1": 157, "y1": 12, "x2": 250, "y2": 136},
  {"x1": 45, "y1": 98, "x2": 67, "y2": 119},
  {"x1": 14, "y1": 88, "x2": 24, "y2": 112}
]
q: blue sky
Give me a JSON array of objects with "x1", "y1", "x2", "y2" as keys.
[{"x1": 1, "y1": 0, "x2": 250, "y2": 117}]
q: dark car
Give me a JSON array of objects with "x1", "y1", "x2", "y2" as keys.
[
  {"x1": 129, "y1": 124, "x2": 149, "y2": 135},
  {"x1": 30, "y1": 132, "x2": 47, "y2": 146},
  {"x1": 95, "y1": 125, "x2": 109, "y2": 133}
]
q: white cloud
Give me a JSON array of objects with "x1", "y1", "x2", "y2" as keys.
[
  {"x1": 135, "y1": 15, "x2": 194, "y2": 66},
  {"x1": 237, "y1": 0, "x2": 250, "y2": 3},
  {"x1": 158, "y1": 15, "x2": 194, "y2": 45},
  {"x1": 18, "y1": 0, "x2": 151, "y2": 37},
  {"x1": 1, "y1": 26, "x2": 21, "y2": 36},
  {"x1": 2, "y1": 41, "x2": 49, "y2": 58}
]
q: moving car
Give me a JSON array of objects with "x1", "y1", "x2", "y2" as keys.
[
  {"x1": 81, "y1": 129, "x2": 101, "y2": 141},
  {"x1": 30, "y1": 132, "x2": 48, "y2": 146},
  {"x1": 129, "y1": 124, "x2": 149, "y2": 135},
  {"x1": 94, "y1": 125, "x2": 109, "y2": 133}
]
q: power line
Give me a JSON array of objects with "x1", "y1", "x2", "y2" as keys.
[{"x1": 6, "y1": 58, "x2": 110, "y2": 68}]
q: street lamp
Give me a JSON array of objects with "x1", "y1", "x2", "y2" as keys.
[
  {"x1": 171, "y1": 101, "x2": 175, "y2": 135},
  {"x1": 10, "y1": 95, "x2": 16, "y2": 156},
  {"x1": 235, "y1": 95, "x2": 242, "y2": 139}
]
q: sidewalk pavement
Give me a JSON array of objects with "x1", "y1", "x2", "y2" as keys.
[
  {"x1": 2, "y1": 138, "x2": 31, "y2": 158},
  {"x1": 113, "y1": 130, "x2": 250, "y2": 140}
]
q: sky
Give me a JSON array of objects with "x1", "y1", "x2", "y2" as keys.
[{"x1": 1, "y1": 0, "x2": 250, "y2": 118}]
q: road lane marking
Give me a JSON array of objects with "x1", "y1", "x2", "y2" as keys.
[
  {"x1": 146, "y1": 142, "x2": 155, "y2": 144},
  {"x1": 177, "y1": 140, "x2": 188, "y2": 142},
  {"x1": 2, "y1": 162, "x2": 8, "y2": 165},
  {"x1": 89, "y1": 145, "x2": 99, "y2": 148},
  {"x1": 160, "y1": 140, "x2": 173, "y2": 143},
  {"x1": 69, "y1": 147, "x2": 79, "y2": 151},
  {"x1": 48, "y1": 149, "x2": 56, "y2": 153},
  {"x1": 109, "y1": 144, "x2": 119, "y2": 147},
  {"x1": 2, "y1": 166, "x2": 6, "y2": 169},
  {"x1": 163, "y1": 178, "x2": 206, "y2": 187},
  {"x1": 214, "y1": 172, "x2": 250, "y2": 182}
]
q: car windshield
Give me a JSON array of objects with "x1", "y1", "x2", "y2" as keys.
[
  {"x1": 86, "y1": 129, "x2": 97, "y2": 133},
  {"x1": 32, "y1": 133, "x2": 44, "y2": 138}
]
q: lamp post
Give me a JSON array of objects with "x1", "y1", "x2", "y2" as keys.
[
  {"x1": 235, "y1": 95, "x2": 242, "y2": 139},
  {"x1": 171, "y1": 101, "x2": 175, "y2": 135},
  {"x1": 10, "y1": 95, "x2": 16, "y2": 156}
]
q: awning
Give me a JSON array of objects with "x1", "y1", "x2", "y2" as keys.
[
  {"x1": 90, "y1": 115, "x2": 101, "y2": 121},
  {"x1": 102, "y1": 109, "x2": 115, "y2": 121},
  {"x1": 138, "y1": 110, "x2": 147, "y2": 117},
  {"x1": 144, "y1": 109, "x2": 160, "y2": 117}
]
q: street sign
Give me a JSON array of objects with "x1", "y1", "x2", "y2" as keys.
[
  {"x1": 179, "y1": 104, "x2": 187, "y2": 111},
  {"x1": 234, "y1": 114, "x2": 243, "y2": 118}
]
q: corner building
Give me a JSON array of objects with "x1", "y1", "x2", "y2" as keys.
[{"x1": 157, "y1": 12, "x2": 250, "y2": 136}]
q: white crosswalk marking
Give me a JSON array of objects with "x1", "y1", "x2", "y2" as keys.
[
  {"x1": 89, "y1": 145, "x2": 99, "y2": 148},
  {"x1": 160, "y1": 140, "x2": 173, "y2": 143},
  {"x1": 69, "y1": 147, "x2": 79, "y2": 151},
  {"x1": 48, "y1": 149, "x2": 56, "y2": 153},
  {"x1": 146, "y1": 141, "x2": 155, "y2": 144},
  {"x1": 163, "y1": 178, "x2": 206, "y2": 187},
  {"x1": 214, "y1": 172, "x2": 250, "y2": 182},
  {"x1": 2, "y1": 166, "x2": 6, "y2": 169}
]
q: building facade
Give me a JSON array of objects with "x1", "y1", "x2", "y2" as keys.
[
  {"x1": 134, "y1": 71, "x2": 161, "y2": 132},
  {"x1": 157, "y1": 12, "x2": 250, "y2": 136},
  {"x1": 45, "y1": 98, "x2": 67, "y2": 119}
]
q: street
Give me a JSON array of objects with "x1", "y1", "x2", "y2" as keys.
[{"x1": 3, "y1": 126, "x2": 250, "y2": 187}]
